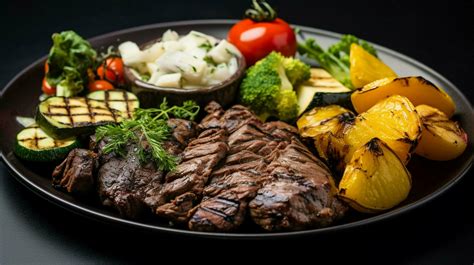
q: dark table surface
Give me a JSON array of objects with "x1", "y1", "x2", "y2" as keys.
[{"x1": 1, "y1": 0, "x2": 473, "y2": 264}]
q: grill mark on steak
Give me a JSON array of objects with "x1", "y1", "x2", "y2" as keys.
[
  {"x1": 199, "y1": 103, "x2": 262, "y2": 134},
  {"x1": 146, "y1": 128, "x2": 228, "y2": 221}
]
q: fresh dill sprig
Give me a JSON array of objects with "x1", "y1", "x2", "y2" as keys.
[
  {"x1": 95, "y1": 99, "x2": 200, "y2": 171},
  {"x1": 134, "y1": 98, "x2": 200, "y2": 121}
]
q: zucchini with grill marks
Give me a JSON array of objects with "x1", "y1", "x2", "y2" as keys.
[
  {"x1": 14, "y1": 124, "x2": 80, "y2": 162},
  {"x1": 36, "y1": 96, "x2": 121, "y2": 139},
  {"x1": 86, "y1": 89, "x2": 139, "y2": 119}
]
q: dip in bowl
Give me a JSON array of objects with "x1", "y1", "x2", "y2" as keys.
[{"x1": 121, "y1": 30, "x2": 246, "y2": 108}]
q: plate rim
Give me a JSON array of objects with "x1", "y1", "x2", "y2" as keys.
[{"x1": 1, "y1": 19, "x2": 473, "y2": 239}]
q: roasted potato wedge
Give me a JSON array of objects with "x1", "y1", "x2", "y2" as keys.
[
  {"x1": 351, "y1": 76, "x2": 456, "y2": 117},
  {"x1": 314, "y1": 132, "x2": 349, "y2": 174},
  {"x1": 339, "y1": 138, "x2": 412, "y2": 213},
  {"x1": 344, "y1": 95, "x2": 422, "y2": 164},
  {"x1": 415, "y1": 105, "x2": 468, "y2": 161},
  {"x1": 349, "y1": 43, "x2": 397, "y2": 88},
  {"x1": 297, "y1": 105, "x2": 355, "y2": 138}
]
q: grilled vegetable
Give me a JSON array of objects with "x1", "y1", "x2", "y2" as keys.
[
  {"x1": 338, "y1": 138, "x2": 412, "y2": 213},
  {"x1": 296, "y1": 68, "x2": 352, "y2": 116},
  {"x1": 86, "y1": 90, "x2": 139, "y2": 119},
  {"x1": 297, "y1": 105, "x2": 354, "y2": 174},
  {"x1": 351, "y1": 76, "x2": 456, "y2": 117},
  {"x1": 415, "y1": 105, "x2": 468, "y2": 161},
  {"x1": 349, "y1": 43, "x2": 397, "y2": 88},
  {"x1": 344, "y1": 95, "x2": 422, "y2": 164},
  {"x1": 297, "y1": 105, "x2": 354, "y2": 138},
  {"x1": 297, "y1": 34, "x2": 378, "y2": 89},
  {"x1": 14, "y1": 124, "x2": 80, "y2": 162},
  {"x1": 36, "y1": 96, "x2": 121, "y2": 139},
  {"x1": 314, "y1": 132, "x2": 349, "y2": 174}
]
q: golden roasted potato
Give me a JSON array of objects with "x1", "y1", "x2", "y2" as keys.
[
  {"x1": 314, "y1": 132, "x2": 349, "y2": 174},
  {"x1": 339, "y1": 138, "x2": 412, "y2": 213},
  {"x1": 349, "y1": 43, "x2": 397, "y2": 88},
  {"x1": 344, "y1": 95, "x2": 422, "y2": 164},
  {"x1": 351, "y1": 76, "x2": 456, "y2": 117},
  {"x1": 415, "y1": 105, "x2": 468, "y2": 161},
  {"x1": 297, "y1": 105, "x2": 355, "y2": 138}
]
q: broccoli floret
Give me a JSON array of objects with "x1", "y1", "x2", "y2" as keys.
[
  {"x1": 276, "y1": 89, "x2": 299, "y2": 121},
  {"x1": 283, "y1": 57, "x2": 311, "y2": 85},
  {"x1": 239, "y1": 51, "x2": 309, "y2": 122}
]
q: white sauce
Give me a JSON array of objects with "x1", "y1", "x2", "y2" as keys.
[{"x1": 119, "y1": 30, "x2": 242, "y2": 89}]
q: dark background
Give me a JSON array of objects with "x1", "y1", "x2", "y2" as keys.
[{"x1": 1, "y1": 0, "x2": 473, "y2": 264}]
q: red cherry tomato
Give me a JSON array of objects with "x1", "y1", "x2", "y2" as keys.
[
  {"x1": 88, "y1": 80, "x2": 114, "y2": 92},
  {"x1": 42, "y1": 77, "x2": 56, "y2": 95},
  {"x1": 97, "y1": 57, "x2": 124, "y2": 83},
  {"x1": 228, "y1": 18, "x2": 296, "y2": 65}
]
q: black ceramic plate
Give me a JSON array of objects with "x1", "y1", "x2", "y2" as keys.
[{"x1": 1, "y1": 20, "x2": 473, "y2": 238}]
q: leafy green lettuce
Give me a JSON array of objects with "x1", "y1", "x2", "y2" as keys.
[{"x1": 46, "y1": 31, "x2": 96, "y2": 96}]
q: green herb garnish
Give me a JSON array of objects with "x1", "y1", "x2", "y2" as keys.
[
  {"x1": 95, "y1": 99, "x2": 200, "y2": 171},
  {"x1": 198, "y1": 41, "x2": 213, "y2": 52},
  {"x1": 203, "y1": 56, "x2": 217, "y2": 66},
  {"x1": 140, "y1": 73, "x2": 151, "y2": 81}
]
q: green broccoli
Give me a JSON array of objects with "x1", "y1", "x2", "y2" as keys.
[
  {"x1": 239, "y1": 51, "x2": 310, "y2": 122},
  {"x1": 297, "y1": 34, "x2": 377, "y2": 89},
  {"x1": 282, "y1": 57, "x2": 311, "y2": 86}
]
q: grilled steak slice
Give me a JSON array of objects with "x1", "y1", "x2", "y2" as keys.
[
  {"x1": 198, "y1": 101, "x2": 225, "y2": 130},
  {"x1": 145, "y1": 128, "x2": 228, "y2": 220},
  {"x1": 189, "y1": 171, "x2": 260, "y2": 231},
  {"x1": 155, "y1": 192, "x2": 197, "y2": 223},
  {"x1": 52, "y1": 148, "x2": 98, "y2": 196},
  {"x1": 163, "y1": 118, "x2": 198, "y2": 156},
  {"x1": 249, "y1": 140, "x2": 347, "y2": 231},
  {"x1": 199, "y1": 102, "x2": 262, "y2": 133},
  {"x1": 189, "y1": 169, "x2": 263, "y2": 231},
  {"x1": 98, "y1": 144, "x2": 163, "y2": 219}
]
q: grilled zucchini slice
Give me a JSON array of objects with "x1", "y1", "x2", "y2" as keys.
[
  {"x1": 36, "y1": 96, "x2": 122, "y2": 139},
  {"x1": 296, "y1": 68, "x2": 352, "y2": 116},
  {"x1": 86, "y1": 89, "x2": 139, "y2": 119},
  {"x1": 14, "y1": 124, "x2": 80, "y2": 162}
]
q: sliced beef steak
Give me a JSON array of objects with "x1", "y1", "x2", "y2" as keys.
[
  {"x1": 249, "y1": 140, "x2": 347, "y2": 231},
  {"x1": 145, "y1": 128, "x2": 228, "y2": 221},
  {"x1": 189, "y1": 171, "x2": 260, "y2": 231},
  {"x1": 198, "y1": 102, "x2": 262, "y2": 134},
  {"x1": 163, "y1": 118, "x2": 198, "y2": 156},
  {"x1": 189, "y1": 104, "x2": 273, "y2": 231},
  {"x1": 52, "y1": 148, "x2": 98, "y2": 196},
  {"x1": 98, "y1": 144, "x2": 164, "y2": 219}
]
